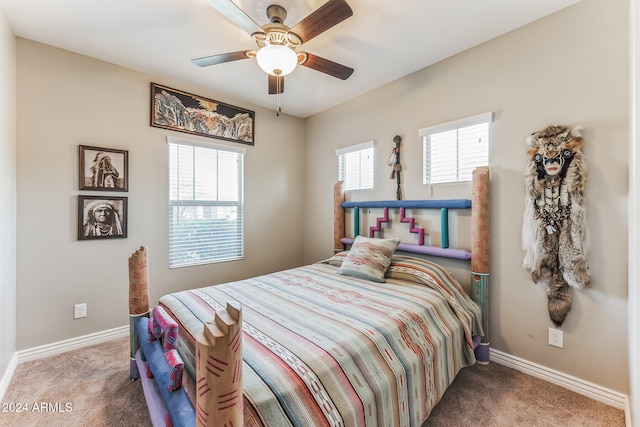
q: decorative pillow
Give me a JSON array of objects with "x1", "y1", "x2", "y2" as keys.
[
  {"x1": 317, "y1": 251, "x2": 348, "y2": 267},
  {"x1": 337, "y1": 236, "x2": 400, "y2": 282}
]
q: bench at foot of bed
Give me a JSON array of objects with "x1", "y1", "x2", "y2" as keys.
[{"x1": 132, "y1": 302, "x2": 243, "y2": 427}]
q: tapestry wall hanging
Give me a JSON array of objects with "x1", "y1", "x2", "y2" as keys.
[
  {"x1": 521, "y1": 125, "x2": 590, "y2": 326},
  {"x1": 150, "y1": 83, "x2": 255, "y2": 145}
]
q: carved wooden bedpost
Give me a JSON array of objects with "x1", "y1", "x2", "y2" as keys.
[
  {"x1": 471, "y1": 167, "x2": 490, "y2": 364},
  {"x1": 195, "y1": 301, "x2": 243, "y2": 427},
  {"x1": 128, "y1": 246, "x2": 150, "y2": 378},
  {"x1": 334, "y1": 181, "x2": 345, "y2": 253}
]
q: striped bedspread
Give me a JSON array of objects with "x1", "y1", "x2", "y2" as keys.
[{"x1": 159, "y1": 254, "x2": 483, "y2": 427}]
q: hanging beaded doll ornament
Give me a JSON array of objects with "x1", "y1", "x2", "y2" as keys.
[
  {"x1": 387, "y1": 135, "x2": 403, "y2": 200},
  {"x1": 521, "y1": 125, "x2": 590, "y2": 326}
]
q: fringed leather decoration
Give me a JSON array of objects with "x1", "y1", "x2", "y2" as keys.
[{"x1": 522, "y1": 125, "x2": 590, "y2": 326}]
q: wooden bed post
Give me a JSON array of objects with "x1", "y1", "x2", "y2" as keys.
[
  {"x1": 471, "y1": 167, "x2": 490, "y2": 364},
  {"x1": 195, "y1": 301, "x2": 243, "y2": 427},
  {"x1": 128, "y1": 246, "x2": 150, "y2": 378},
  {"x1": 334, "y1": 181, "x2": 345, "y2": 253}
]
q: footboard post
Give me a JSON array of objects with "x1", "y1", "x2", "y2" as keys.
[
  {"x1": 195, "y1": 301, "x2": 243, "y2": 427},
  {"x1": 128, "y1": 246, "x2": 150, "y2": 379},
  {"x1": 471, "y1": 167, "x2": 490, "y2": 364}
]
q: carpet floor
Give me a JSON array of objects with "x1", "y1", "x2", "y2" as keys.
[{"x1": 0, "y1": 337, "x2": 626, "y2": 426}]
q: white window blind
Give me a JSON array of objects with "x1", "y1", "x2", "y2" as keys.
[
  {"x1": 336, "y1": 141, "x2": 374, "y2": 191},
  {"x1": 168, "y1": 137, "x2": 244, "y2": 268},
  {"x1": 420, "y1": 113, "x2": 492, "y2": 185}
]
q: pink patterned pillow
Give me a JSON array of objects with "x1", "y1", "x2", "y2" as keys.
[{"x1": 337, "y1": 236, "x2": 400, "y2": 282}]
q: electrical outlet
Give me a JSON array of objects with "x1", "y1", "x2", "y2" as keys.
[
  {"x1": 548, "y1": 327, "x2": 563, "y2": 348},
  {"x1": 74, "y1": 303, "x2": 87, "y2": 319}
]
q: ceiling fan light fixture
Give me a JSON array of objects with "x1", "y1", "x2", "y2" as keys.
[{"x1": 256, "y1": 44, "x2": 297, "y2": 76}]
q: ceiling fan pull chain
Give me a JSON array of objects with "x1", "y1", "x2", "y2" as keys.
[{"x1": 276, "y1": 77, "x2": 282, "y2": 117}]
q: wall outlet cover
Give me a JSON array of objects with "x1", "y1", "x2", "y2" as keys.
[
  {"x1": 74, "y1": 303, "x2": 87, "y2": 319},
  {"x1": 548, "y1": 327, "x2": 563, "y2": 348}
]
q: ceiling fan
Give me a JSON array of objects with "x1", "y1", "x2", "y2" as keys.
[{"x1": 192, "y1": 0, "x2": 355, "y2": 96}]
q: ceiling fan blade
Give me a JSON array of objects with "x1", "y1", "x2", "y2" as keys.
[
  {"x1": 299, "y1": 52, "x2": 354, "y2": 80},
  {"x1": 289, "y1": 0, "x2": 353, "y2": 44},
  {"x1": 192, "y1": 50, "x2": 252, "y2": 67},
  {"x1": 268, "y1": 74, "x2": 285, "y2": 94},
  {"x1": 206, "y1": 0, "x2": 263, "y2": 35}
]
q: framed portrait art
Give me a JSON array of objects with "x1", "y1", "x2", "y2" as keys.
[
  {"x1": 79, "y1": 145, "x2": 128, "y2": 191},
  {"x1": 78, "y1": 196, "x2": 128, "y2": 240},
  {"x1": 150, "y1": 82, "x2": 255, "y2": 145}
]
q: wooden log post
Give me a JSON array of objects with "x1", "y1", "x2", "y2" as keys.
[
  {"x1": 195, "y1": 302, "x2": 243, "y2": 427},
  {"x1": 129, "y1": 246, "x2": 150, "y2": 378},
  {"x1": 471, "y1": 167, "x2": 490, "y2": 275},
  {"x1": 471, "y1": 167, "x2": 490, "y2": 363}
]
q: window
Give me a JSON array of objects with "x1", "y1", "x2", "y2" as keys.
[
  {"x1": 168, "y1": 137, "x2": 244, "y2": 268},
  {"x1": 420, "y1": 112, "x2": 492, "y2": 185},
  {"x1": 336, "y1": 141, "x2": 374, "y2": 191}
]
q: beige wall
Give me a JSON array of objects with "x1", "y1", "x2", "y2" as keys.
[
  {"x1": 305, "y1": 0, "x2": 629, "y2": 394},
  {"x1": 630, "y1": 1, "x2": 640, "y2": 424},
  {"x1": 0, "y1": 5, "x2": 17, "y2": 392},
  {"x1": 15, "y1": 38, "x2": 306, "y2": 350}
]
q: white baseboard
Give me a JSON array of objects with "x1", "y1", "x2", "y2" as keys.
[
  {"x1": 490, "y1": 348, "x2": 629, "y2": 411},
  {"x1": 16, "y1": 325, "x2": 129, "y2": 363},
  {"x1": 0, "y1": 352, "x2": 17, "y2": 402}
]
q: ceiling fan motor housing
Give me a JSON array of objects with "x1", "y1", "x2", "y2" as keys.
[
  {"x1": 253, "y1": 4, "x2": 302, "y2": 52},
  {"x1": 266, "y1": 4, "x2": 287, "y2": 23}
]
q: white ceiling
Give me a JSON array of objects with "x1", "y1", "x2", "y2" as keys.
[{"x1": 0, "y1": 0, "x2": 580, "y2": 118}]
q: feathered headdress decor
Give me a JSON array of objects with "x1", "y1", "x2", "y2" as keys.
[{"x1": 522, "y1": 125, "x2": 590, "y2": 326}]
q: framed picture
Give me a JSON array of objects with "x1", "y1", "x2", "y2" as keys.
[
  {"x1": 78, "y1": 195, "x2": 128, "y2": 240},
  {"x1": 150, "y1": 82, "x2": 255, "y2": 145},
  {"x1": 79, "y1": 145, "x2": 128, "y2": 191}
]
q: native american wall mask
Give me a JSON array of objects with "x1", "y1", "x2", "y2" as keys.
[{"x1": 521, "y1": 125, "x2": 590, "y2": 326}]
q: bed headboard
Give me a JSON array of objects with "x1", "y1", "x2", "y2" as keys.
[{"x1": 333, "y1": 166, "x2": 490, "y2": 362}]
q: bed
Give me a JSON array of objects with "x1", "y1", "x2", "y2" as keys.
[{"x1": 128, "y1": 167, "x2": 490, "y2": 427}]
